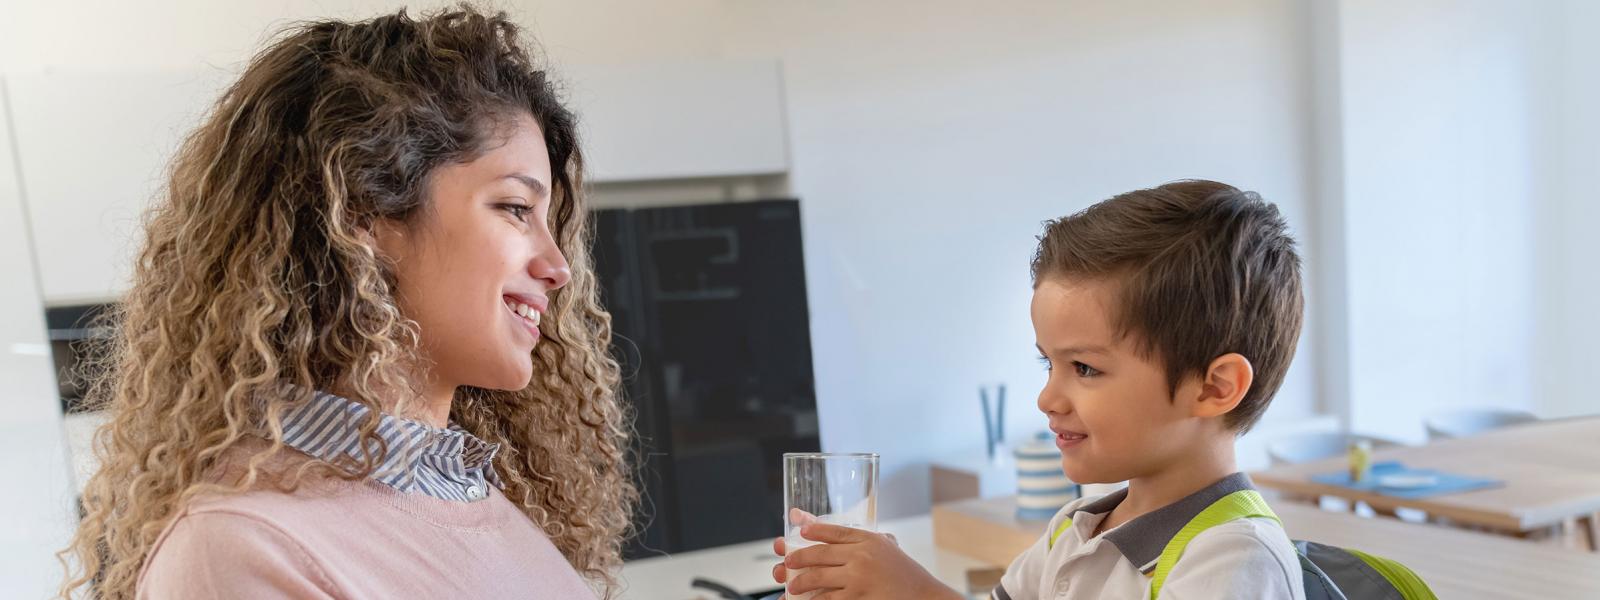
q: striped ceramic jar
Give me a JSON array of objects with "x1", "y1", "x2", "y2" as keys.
[{"x1": 1014, "y1": 435, "x2": 1078, "y2": 520}]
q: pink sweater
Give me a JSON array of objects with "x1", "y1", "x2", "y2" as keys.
[{"x1": 137, "y1": 443, "x2": 599, "y2": 599}]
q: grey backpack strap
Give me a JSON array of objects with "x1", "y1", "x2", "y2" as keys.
[
  {"x1": 1294, "y1": 541, "x2": 1350, "y2": 600},
  {"x1": 1297, "y1": 541, "x2": 1409, "y2": 600}
]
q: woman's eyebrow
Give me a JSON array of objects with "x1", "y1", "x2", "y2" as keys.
[{"x1": 502, "y1": 173, "x2": 549, "y2": 198}]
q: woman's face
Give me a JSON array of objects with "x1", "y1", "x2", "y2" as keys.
[{"x1": 372, "y1": 113, "x2": 570, "y2": 396}]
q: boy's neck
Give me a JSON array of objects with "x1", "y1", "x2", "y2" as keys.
[{"x1": 1098, "y1": 437, "x2": 1238, "y2": 534}]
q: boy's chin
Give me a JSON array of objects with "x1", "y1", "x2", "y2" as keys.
[{"x1": 1060, "y1": 461, "x2": 1110, "y2": 485}]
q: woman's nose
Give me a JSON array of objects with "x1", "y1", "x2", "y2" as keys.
[
  {"x1": 528, "y1": 227, "x2": 571, "y2": 291},
  {"x1": 530, "y1": 249, "x2": 571, "y2": 291}
]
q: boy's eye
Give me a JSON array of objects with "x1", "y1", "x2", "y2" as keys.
[
  {"x1": 1037, "y1": 354, "x2": 1053, "y2": 372},
  {"x1": 1071, "y1": 361, "x2": 1101, "y2": 378}
]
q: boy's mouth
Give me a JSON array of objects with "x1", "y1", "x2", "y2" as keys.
[{"x1": 1051, "y1": 426, "x2": 1088, "y2": 450}]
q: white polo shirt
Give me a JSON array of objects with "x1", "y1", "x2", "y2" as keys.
[{"x1": 994, "y1": 473, "x2": 1305, "y2": 600}]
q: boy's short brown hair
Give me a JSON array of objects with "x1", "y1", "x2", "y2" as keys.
[{"x1": 1031, "y1": 180, "x2": 1304, "y2": 433}]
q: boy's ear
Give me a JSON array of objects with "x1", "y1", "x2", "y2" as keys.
[{"x1": 1190, "y1": 353, "x2": 1254, "y2": 419}]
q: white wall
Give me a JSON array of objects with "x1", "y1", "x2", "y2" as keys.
[
  {"x1": 718, "y1": 0, "x2": 1321, "y2": 516},
  {"x1": 1305, "y1": 0, "x2": 1352, "y2": 434},
  {"x1": 1, "y1": 0, "x2": 1325, "y2": 521},
  {"x1": 1535, "y1": 0, "x2": 1600, "y2": 420},
  {"x1": 1333, "y1": 0, "x2": 1590, "y2": 442},
  {"x1": 6, "y1": 70, "x2": 231, "y2": 303}
]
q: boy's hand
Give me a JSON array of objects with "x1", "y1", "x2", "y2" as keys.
[{"x1": 770, "y1": 523, "x2": 962, "y2": 600}]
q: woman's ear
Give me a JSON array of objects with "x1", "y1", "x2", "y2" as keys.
[
  {"x1": 1191, "y1": 353, "x2": 1254, "y2": 419},
  {"x1": 362, "y1": 218, "x2": 409, "y2": 262},
  {"x1": 354, "y1": 224, "x2": 377, "y2": 247}
]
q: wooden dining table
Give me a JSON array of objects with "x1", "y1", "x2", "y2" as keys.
[{"x1": 1251, "y1": 416, "x2": 1600, "y2": 550}]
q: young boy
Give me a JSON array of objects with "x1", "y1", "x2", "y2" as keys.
[{"x1": 772, "y1": 180, "x2": 1307, "y2": 599}]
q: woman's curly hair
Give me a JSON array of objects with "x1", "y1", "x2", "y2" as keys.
[{"x1": 58, "y1": 6, "x2": 637, "y2": 598}]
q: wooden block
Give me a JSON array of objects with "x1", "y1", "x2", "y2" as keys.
[
  {"x1": 928, "y1": 455, "x2": 1021, "y2": 505},
  {"x1": 931, "y1": 496, "x2": 1048, "y2": 566},
  {"x1": 963, "y1": 566, "x2": 1007, "y2": 595},
  {"x1": 931, "y1": 464, "x2": 982, "y2": 504}
]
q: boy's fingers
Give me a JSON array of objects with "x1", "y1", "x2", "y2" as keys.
[
  {"x1": 786, "y1": 565, "x2": 846, "y2": 595},
  {"x1": 800, "y1": 522, "x2": 872, "y2": 544},
  {"x1": 789, "y1": 507, "x2": 819, "y2": 527},
  {"x1": 771, "y1": 562, "x2": 787, "y2": 584},
  {"x1": 773, "y1": 536, "x2": 787, "y2": 556},
  {"x1": 784, "y1": 542, "x2": 848, "y2": 569}
]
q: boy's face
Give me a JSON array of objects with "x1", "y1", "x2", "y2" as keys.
[{"x1": 1030, "y1": 277, "x2": 1216, "y2": 484}]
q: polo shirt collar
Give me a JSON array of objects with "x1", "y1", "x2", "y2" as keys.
[{"x1": 1070, "y1": 472, "x2": 1257, "y2": 573}]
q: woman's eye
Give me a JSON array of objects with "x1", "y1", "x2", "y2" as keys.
[
  {"x1": 497, "y1": 203, "x2": 533, "y2": 222},
  {"x1": 1072, "y1": 362, "x2": 1101, "y2": 378}
]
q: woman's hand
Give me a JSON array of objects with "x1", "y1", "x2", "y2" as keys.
[{"x1": 770, "y1": 523, "x2": 962, "y2": 600}]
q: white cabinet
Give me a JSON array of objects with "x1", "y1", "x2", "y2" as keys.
[
  {"x1": 5, "y1": 70, "x2": 227, "y2": 304},
  {"x1": 567, "y1": 58, "x2": 790, "y2": 183},
  {"x1": 0, "y1": 79, "x2": 80, "y2": 600}
]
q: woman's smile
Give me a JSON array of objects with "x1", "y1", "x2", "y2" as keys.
[{"x1": 502, "y1": 293, "x2": 545, "y2": 343}]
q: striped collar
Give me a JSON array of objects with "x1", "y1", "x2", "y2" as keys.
[{"x1": 279, "y1": 390, "x2": 504, "y2": 503}]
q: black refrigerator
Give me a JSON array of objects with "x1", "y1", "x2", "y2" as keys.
[{"x1": 591, "y1": 199, "x2": 822, "y2": 557}]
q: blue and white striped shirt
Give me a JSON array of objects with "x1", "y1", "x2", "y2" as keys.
[{"x1": 279, "y1": 390, "x2": 504, "y2": 503}]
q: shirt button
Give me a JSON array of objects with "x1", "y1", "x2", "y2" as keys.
[{"x1": 466, "y1": 485, "x2": 483, "y2": 500}]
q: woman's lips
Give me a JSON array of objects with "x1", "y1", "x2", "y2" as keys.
[{"x1": 503, "y1": 297, "x2": 542, "y2": 341}]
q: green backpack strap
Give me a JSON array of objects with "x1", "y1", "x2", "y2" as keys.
[
  {"x1": 1344, "y1": 548, "x2": 1437, "y2": 600},
  {"x1": 1148, "y1": 489, "x2": 1284, "y2": 599},
  {"x1": 1047, "y1": 517, "x2": 1074, "y2": 549}
]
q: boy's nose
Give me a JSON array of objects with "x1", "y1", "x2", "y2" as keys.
[{"x1": 1037, "y1": 388, "x2": 1071, "y2": 415}]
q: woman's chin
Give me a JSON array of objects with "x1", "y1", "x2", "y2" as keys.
[
  {"x1": 500, "y1": 369, "x2": 534, "y2": 391},
  {"x1": 472, "y1": 361, "x2": 534, "y2": 392}
]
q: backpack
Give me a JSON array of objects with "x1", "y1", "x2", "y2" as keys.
[{"x1": 1046, "y1": 490, "x2": 1438, "y2": 600}]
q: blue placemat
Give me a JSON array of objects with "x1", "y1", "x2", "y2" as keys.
[{"x1": 1310, "y1": 461, "x2": 1504, "y2": 499}]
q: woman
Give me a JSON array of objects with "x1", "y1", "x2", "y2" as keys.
[{"x1": 59, "y1": 7, "x2": 636, "y2": 599}]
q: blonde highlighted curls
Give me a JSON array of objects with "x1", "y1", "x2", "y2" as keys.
[{"x1": 58, "y1": 6, "x2": 637, "y2": 599}]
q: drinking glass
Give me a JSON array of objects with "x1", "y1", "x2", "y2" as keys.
[{"x1": 782, "y1": 452, "x2": 878, "y2": 599}]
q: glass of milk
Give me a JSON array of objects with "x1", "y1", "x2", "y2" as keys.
[{"x1": 782, "y1": 452, "x2": 878, "y2": 600}]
